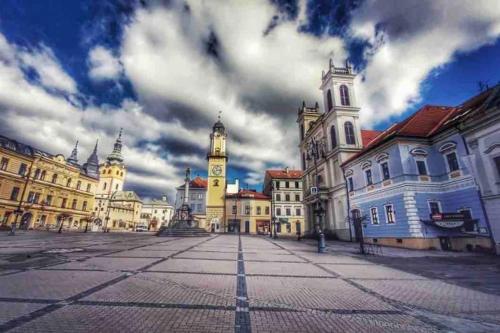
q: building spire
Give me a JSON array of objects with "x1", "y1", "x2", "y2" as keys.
[
  {"x1": 83, "y1": 139, "x2": 99, "y2": 179},
  {"x1": 107, "y1": 128, "x2": 124, "y2": 164},
  {"x1": 67, "y1": 140, "x2": 79, "y2": 164}
]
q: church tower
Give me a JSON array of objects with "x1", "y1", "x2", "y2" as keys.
[
  {"x1": 97, "y1": 129, "x2": 127, "y2": 197},
  {"x1": 206, "y1": 115, "x2": 227, "y2": 231}
]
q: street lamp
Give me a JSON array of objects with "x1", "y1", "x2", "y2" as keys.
[{"x1": 306, "y1": 137, "x2": 327, "y2": 253}]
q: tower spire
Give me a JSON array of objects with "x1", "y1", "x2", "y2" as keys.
[
  {"x1": 83, "y1": 139, "x2": 99, "y2": 179},
  {"x1": 107, "y1": 128, "x2": 124, "y2": 164},
  {"x1": 67, "y1": 140, "x2": 79, "y2": 164}
]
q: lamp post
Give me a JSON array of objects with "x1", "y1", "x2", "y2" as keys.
[
  {"x1": 306, "y1": 137, "x2": 327, "y2": 253},
  {"x1": 104, "y1": 191, "x2": 117, "y2": 233},
  {"x1": 10, "y1": 162, "x2": 34, "y2": 236}
]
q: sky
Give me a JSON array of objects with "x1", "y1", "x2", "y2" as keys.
[{"x1": 0, "y1": 0, "x2": 499, "y2": 201}]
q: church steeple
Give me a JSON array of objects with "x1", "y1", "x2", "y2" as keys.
[
  {"x1": 83, "y1": 140, "x2": 99, "y2": 179},
  {"x1": 107, "y1": 128, "x2": 124, "y2": 164},
  {"x1": 67, "y1": 140, "x2": 79, "y2": 164}
]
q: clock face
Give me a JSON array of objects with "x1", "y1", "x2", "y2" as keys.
[{"x1": 212, "y1": 165, "x2": 222, "y2": 176}]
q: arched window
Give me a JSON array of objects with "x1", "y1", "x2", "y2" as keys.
[
  {"x1": 34, "y1": 168, "x2": 41, "y2": 179},
  {"x1": 103, "y1": 182, "x2": 107, "y2": 190},
  {"x1": 344, "y1": 122, "x2": 356, "y2": 144},
  {"x1": 330, "y1": 126, "x2": 337, "y2": 149},
  {"x1": 66, "y1": 178, "x2": 72, "y2": 187},
  {"x1": 340, "y1": 85, "x2": 350, "y2": 106},
  {"x1": 40, "y1": 170, "x2": 46, "y2": 181},
  {"x1": 51, "y1": 174, "x2": 58, "y2": 184},
  {"x1": 326, "y1": 89, "x2": 333, "y2": 111}
]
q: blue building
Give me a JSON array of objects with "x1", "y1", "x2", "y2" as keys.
[{"x1": 342, "y1": 104, "x2": 492, "y2": 251}]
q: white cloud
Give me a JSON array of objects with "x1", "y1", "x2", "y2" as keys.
[
  {"x1": 350, "y1": 0, "x2": 500, "y2": 125},
  {"x1": 88, "y1": 45, "x2": 123, "y2": 81}
]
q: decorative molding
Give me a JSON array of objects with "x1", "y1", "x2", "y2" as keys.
[
  {"x1": 484, "y1": 143, "x2": 500, "y2": 154},
  {"x1": 361, "y1": 161, "x2": 372, "y2": 170},
  {"x1": 344, "y1": 169, "x2": 353, "y2": 177},
  {"x1": 375, "y1": 152, "x2": 389, "y2": 163},
  {"x1": 409, "y1": 147, "x2": 428, "y2": 157},
  {"x1": 438, "y1": 141, "x2": 457, "y2": 153}
]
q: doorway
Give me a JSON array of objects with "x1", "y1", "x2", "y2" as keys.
[
  {"x1": 439, "y1": 237, "x2": 452, "y2": 251},
  {"x1": 244, "y1": 221, "x2": 250, "y2": 233}
]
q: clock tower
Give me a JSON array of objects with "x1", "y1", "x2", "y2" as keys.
[{"x1": 206, "y1": 115, "x2": 227, "y2": 231}]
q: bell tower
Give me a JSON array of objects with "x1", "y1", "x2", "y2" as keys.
[{"x1": 206, "y1": 113, "x2": 227, "y2": 231}]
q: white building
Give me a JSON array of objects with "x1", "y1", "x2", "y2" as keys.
[
  {"x1": 140, "y1": 196, "x2": 175, "y2": 231},
  {"x1": 460, "y1": 85, "x2": 500, "y2": 252},
  {"x1": 297, "y1": 60, "x2": 380, "y2": 240},
  {"x1": 226, "y1": 179, "x2": 240, "y2": 195}
]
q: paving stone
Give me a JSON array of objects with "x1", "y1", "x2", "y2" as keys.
[
  {"x1": 320, "y1": 263, "x2": 427, "y2": 279},
  {"x1": 47, "y1": 257, "x2": 159, "y2": 271},
  {"x1": 104, "y1": 249, "x2": 177, "y2": 258},
  {"x1": 147, "y1": 258, "x2": 237, "y2": 274},
  {"x1": 0, "y1": 270, "x2": 121, "y2": 300},
  {"x1": 84, "y1": 272, "x2": 236, "y2": 306},
  {"x1": 174, "y1": 251, "x2": 237, "y2": 260},
  {"x1": 0, "y1": 302, "x2": 46, "y2": 325},
  {"x1": 247, "y1": 276, "x2": 395, "y2": 311},
  {"x1": 244, "y1": 253, "x2": 306, "y2": 263},
  {"x1": 10, "y1": 305, "x2": 235, "y2": 333},
  {"x1": 250, "y1": 310, "x2": 439, "y2": 333},
  {"x1": 245, "y1": 262, "x2": 332, "y2": 277}
]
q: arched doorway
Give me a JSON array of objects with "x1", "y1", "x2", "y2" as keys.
[{"x1": 20, "y1": 212, "x2": 33, "y2": 230}]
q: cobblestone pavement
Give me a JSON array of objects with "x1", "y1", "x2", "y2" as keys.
[{"x1": 0, "y1": 232, "x2": 500, "y2": 332}]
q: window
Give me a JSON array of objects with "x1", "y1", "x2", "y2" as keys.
[
  {"x1": 245, "y1": 205, "x2": 250, "y2": 215},
  {"x1": 340, "y1": 85, "x2": 350, "y2": 106},
  {"x1": 429, "y1": 201, "x2": 441, "y2": 215},
  {"x1": 72, "y1": 199, "x2": 77, "y2": 209},
  {"x1": 276, "y1": 194, "x2": 281, "y2": 201},
  {"x1": 330, "y1": 126, "x2": 337, "y2": 148},
  {"x1": 66, "y1": 178, "x2": 72, "y2": 187},
  {"x1": 115, "y1": 184, "x2": 119, "y2": 190},
  {"x1": 347, "y1": 177, "x2": 354, "y2": 192},
  {"x1": 275, "y1": 181, "x2": 280, "y2": 190},
  {"x1": 51, "y1": 174, "x2": 58, "y2": 184},
  {"x1": 300, "y1": 124, "x2": 305, "y2": 140},
  {"x1": 295, "y1": 194, "x2": 300, "y2": 201},
  {"x1": 494, "y1": 156, "x2": 500, "y2": 177},
  {"x1": 0, "y1": 157, "x2": 9, "y2": 170},
  {"x1": 116, "y1": 170, "x2": 119, "y2": 175},
  {"x1": 302, "y1": 153, "x2": 306, "y2": 170},
  {"x1": 446, "y1": 152, "x2": 459, "y2": 172},
  {"x1": 296, "y1": 208, "x2": 301, "y2": 216},
  {"x1": 103, "y1": 182, "x2": 107, "y2": 190},
  {"x1": 344, "y1": 122, "x2": 356, "y2": 144},
  {"x1": 285, "y1": 194, "x2": 290, "y2": 201},
  {"x1": 197, "y1": 204, "x2": 203, "y2": 211},
  {"x1": 295, "y1": 181, "x2": 299, "y2": 188},
  {"x1": 276, "y1": 208, "x2": 282, "y2": 216},
  {"x1": 416, "y1": 160, "x2": 427, "y2": 175},
  {"x1": 86, "y1": 184, "x2": 91, "y2": 192},
  {"x1": 285, "y1": 181, "x2": 289, "y2": 188},
  {"x1": 370, "y1": 207, "x2": 379, "y2": 224},
  {"x1": 61, "y1": 198, "x2": 67, "y2": 208},
  {"x1": 108, "y1": 169, "x2": 111, "y2": 174},
  {"x1": 286, "y1": 223, "x2": 291, "y2": 233},
  {"x1": 82, "y1": 201, "x2": 88, "y2": 211},
  {"x1": 76, "y1": 181, "x2": 81, "y2": 190},
  {"x1": 257, "y1": 206, "x2": 261, "y2": 215},
  {"x1": 326, "y1": 89, "x2": 333, "y2": 111},
  {"x1": 276, "y1": 223, "x2": 281, "y2": 233},
  {"x1": 286, "y1": 208, "x2": 291, "y2": 216},
  {"x1": 385, "y1": 205, "x2": 395, "y2": 224},
  {"x1": 232, "y1": 205, "x2": 237, "y2": 214},
  {"x1": 46, "y1": 195, "x2": 52, "y2": 205},
  {"x1": 18, "y1": 163, "x2": 27, "y2": 176},
  {"x1": 27, "y1": 192, "x2": 35, "y2": 203},
  {"x1": 10, "y1": 187, "x2": 19, "y2": 201},
  {"x1": 34, "y1": 168, "x2": 41, "y2": 179},
  {"x1": 381, "y1": 162, "x2": 390, "y2": 180},
  {"x1": 265, "y1": 206, "x2": 270, "y2": 215},
  {"x1": 365, "y1": 169, "x2": 373, "y2": 185}
]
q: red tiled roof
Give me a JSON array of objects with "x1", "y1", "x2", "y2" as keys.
[
  {"x1": 342, "y1": 105, "x2": 455, "y2": 167},
  {"x1": 265, "y1": 169, "x2": 303, "y2": 179},
  {"x1": 361, "y1": 130, "x2": 382, "y2": 146},
  {"x1": 178, "y1": 176, "x2": 207, "y2": 189},
  {"x1": 226, "y1": 189, "x2": 270, "y2": 200}
]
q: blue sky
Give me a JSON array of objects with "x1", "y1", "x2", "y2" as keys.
[{"x1": 0, "y1": 0, "x2": 499, "y2": 199}]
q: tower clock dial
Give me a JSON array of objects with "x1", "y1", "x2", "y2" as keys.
[{"x1": 211, "y1": 165, "x2": 222, "y2": 176}]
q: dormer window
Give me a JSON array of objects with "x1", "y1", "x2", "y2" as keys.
[
  {"x1": 344, "y1": 122, "x2": 356, "y2": 145},
  {"x1": 340, "y1": 85, "x2": 350, "y2": 106},
  {"x1": 326, "y1": 89, "x2": 333, "y2": 111}
]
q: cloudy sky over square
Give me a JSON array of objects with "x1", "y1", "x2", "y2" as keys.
[{"x1": 1, "y1": 0, "x2": 499, "y2": 199}]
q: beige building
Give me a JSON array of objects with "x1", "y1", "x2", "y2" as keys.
[
  {"x1": 263, "y1": 168, "x2": 307, "y2": 237},
  {"x1": 225, "y1": 190, "x2": 271, "y2": 234},
  {"x1": 140, "y1": 196, "x2": 175, "y2": 231},
  {"x1": 102, "y1": 191, "x2": 143, "y2": 232},
  {"x1": 0, "y1": 135, "x2": 99, "y2": 231}
]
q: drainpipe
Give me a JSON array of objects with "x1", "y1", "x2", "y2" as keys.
[{"x1": 458, "y1": 126, "x2": 496, "y2": 253}]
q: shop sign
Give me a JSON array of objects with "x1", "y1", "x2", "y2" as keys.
[{"x1": 430, "y1": 213, "x2": 465, "y2": 229}]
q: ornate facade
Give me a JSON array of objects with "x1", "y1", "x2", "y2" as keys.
[
  {"x1": 225, "y1": 190, "x2": 271, "y2": 234},
  {"x1": 0, "y1": 135, "x2": 99, "y2": 231}
]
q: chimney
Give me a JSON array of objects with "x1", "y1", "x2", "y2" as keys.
[{"x1": 285, "y1": 166, "x2": 289, "y2": 174}]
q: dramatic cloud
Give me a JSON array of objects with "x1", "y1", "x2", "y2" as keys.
[
  {"x1": 88, "y1": 45, "x2": 123, "y2": 81},
  {"x1": 351, "y1": 0, "x2": 500, "y2": 124}
]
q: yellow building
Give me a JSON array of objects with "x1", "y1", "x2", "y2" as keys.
[
  {"x1": 206, "y1": 117, "x2": 227, "y2": 232},
  {"x1": 0, "y1": 135, "x2": 99, "y2": 231},
  {"x1": 225, "y1": 190, "x2": 271, "y2": 234},
  {"x1": 92, "y1": 129, "x2": 143, "y2": 232}
]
